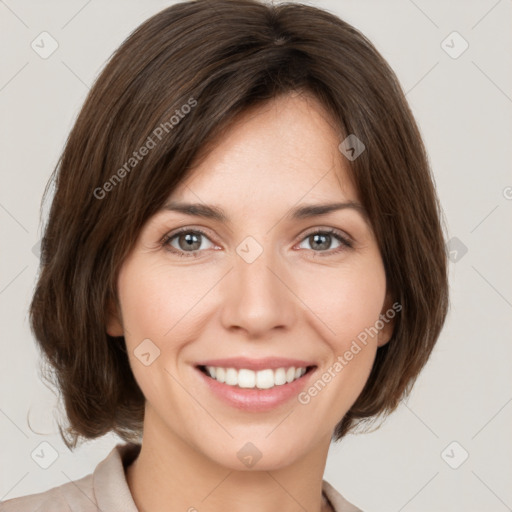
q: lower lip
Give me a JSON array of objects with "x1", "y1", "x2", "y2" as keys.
[{"x1": 195, "y1": 366, "x2": 316, "y2": 412}]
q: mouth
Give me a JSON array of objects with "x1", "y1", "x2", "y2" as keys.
[
  {"x1": 192, "y1": 356, "x2": 319, "y2": 411},
  {"x1": 195, "y1": 364, "x2": 317, "y2": 390}
]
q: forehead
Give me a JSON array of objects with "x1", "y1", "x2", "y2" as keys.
[{"x1": 168, "y1": 92, "x2": 359, "y2": 207}]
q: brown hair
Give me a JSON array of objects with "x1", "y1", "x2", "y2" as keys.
[{"x1": 30, "y1": 0, "x2": 449, "y2": 449}]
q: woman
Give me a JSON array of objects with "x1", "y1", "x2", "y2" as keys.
[{"x1": 2, "y1": 0, "x2": 449, "y2": 510}]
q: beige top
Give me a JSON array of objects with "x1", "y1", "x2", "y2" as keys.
[{"x1": 0, "y1": 443, "x2": 362, "y2": 511}]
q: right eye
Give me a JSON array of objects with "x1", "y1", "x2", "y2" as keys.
[{"x1": 161, "y1": 228, "x2": 217, "y2": 257}]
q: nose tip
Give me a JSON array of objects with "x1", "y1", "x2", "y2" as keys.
[{"x1": 219, "y1": 244, "x2": 297, "y2": 336}]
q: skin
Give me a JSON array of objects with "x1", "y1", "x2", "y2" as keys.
[{"x1": 107, "y1": 91, "x2": 394, "y2": 512}]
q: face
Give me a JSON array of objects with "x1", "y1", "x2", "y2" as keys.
[{"x1": 107, "y1": 92, "x2": 394, "y2": 470}]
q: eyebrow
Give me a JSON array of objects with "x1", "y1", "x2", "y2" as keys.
[{"x1": 161, "y1": 200, "x2": 369, "y2": 224}]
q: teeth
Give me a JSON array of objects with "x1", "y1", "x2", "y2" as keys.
[{"x1": 204, "y1": 366, "x2": 307, "y2": 389}]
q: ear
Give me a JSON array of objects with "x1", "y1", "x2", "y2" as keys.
[
  {"x1": 377, "y1": 291, "x2": 397, "y2": 348},
  {"x1": 106, "y1": 297, "x2": 124, "y2": 337}
]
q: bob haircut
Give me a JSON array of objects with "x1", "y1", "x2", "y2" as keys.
[{"x1": 29, "y1": 0, "x2": 449, "y2": 449}]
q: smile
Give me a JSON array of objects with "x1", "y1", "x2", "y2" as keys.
[
  {"x1": 197, "y1": 365, "x2": 313, "y2": 389},
  {"x1": 193, "y1": 356, "x2": 318, "y2": 411}
]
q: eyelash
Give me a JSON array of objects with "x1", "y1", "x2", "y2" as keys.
[{"x1": 160, "y1": 227, "x2": 353, "y2": 258}]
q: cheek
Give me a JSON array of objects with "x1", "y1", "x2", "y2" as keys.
[
  {"x1": 118, "y1": 260, "x2": 206, "y2": 340},
  {"x1": 294, "y1": 262, "x2": 385, "y2": 422},
  {"x1": 295, "y1": 256, "x2": 387, "y2": 347},
  {"x1": 116, "y1": 261, "x2": 201, "y2": 397}
]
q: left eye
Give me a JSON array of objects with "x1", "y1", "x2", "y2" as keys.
[{"x1": 297, "y1": 230, "x2": 351, "y2": 253}]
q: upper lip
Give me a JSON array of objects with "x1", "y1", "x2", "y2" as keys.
[{"x1": 195, "y1": 357, "x2": 317, "y2": 371}]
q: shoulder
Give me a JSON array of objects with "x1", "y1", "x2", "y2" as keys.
[
  {"x1": 0, "y1": 472, "x2": 94, "y2": 512},
  {"x1": 322, "y1": 479, "x2": 364, "y2": 512},
  {"x1": 0, "y1": 442, "x2": 141, "y2": 512}
]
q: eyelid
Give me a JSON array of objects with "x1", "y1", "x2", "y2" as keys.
[
  {"x1": 296, "y1": 226, "x2": 354, "y2": 245},
  {"x1": 293, "y1": 227, "x2": 354, "y2": 256},
  {"x1": 161, "y1": 225, "x2": 354, "y2": 257},
  {"x1": 160, "y1": 226, "x2": 218, "y2": 249}
]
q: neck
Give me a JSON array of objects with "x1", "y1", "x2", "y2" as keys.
[{"x1": 125, "y1": 408, "x2": 333, "y2": 512}]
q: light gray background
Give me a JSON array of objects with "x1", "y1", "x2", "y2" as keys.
[{"x1": 1, "y1": 1, "x2": 511, "y2": 511}]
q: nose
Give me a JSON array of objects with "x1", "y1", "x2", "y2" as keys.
[{"x1": 219, "y1": 243, "x2": 298, "y2": 338}]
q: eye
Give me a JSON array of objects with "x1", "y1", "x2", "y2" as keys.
[
  {"x1": 161, "y1": 228, "x2": 216, "y2": 257},
  {"x1": 161, "y1": 227, "x2": 353, "y2": 258},
  {"x1": 296, "y1": 228, "x2": 353, "y2": 255}
]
